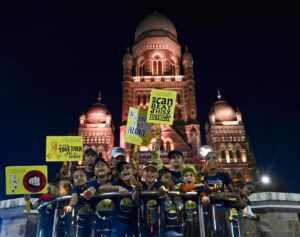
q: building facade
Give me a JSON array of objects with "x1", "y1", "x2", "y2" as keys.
[
  {"x1": 205, "y1": 90, "x2": 259, "y2": 181},
  {"x1": 119, "y1": 12, "x2": 201, "y2": 166},
  {"x1": 78, "y1": 92, "x2": 115, "y2": 161},
  {"x1": 78, "y1": 12, "x2": 258, "y2": 181}
]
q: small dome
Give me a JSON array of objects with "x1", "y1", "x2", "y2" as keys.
[
  {"x1": 135, "y1": 12, "x2": 177, "y2": 41},
  {"x1": 86, "y1": 102, "x2": 107, "y2": 124},
  {"x1": 182, "y1": 46, "x2": 193, "y2": 62},
  {"x1": 209, "y1": 90, "x2": 236, "y2": 122},
  {"x1": 209, "y1": 101, "x2": 236, "y2": 121}
]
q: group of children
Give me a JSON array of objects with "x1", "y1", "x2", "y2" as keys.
[{"x1": 25, "y1": 144, "x2": 259, "y2": 237}]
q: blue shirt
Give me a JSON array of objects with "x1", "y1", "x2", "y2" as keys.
[
  {"x1": 162, "y1": 166, "x2": 183, "y2": 185},
  {"x1": 111, "y1": 178, "x2": 137, "y2": 220},
  {"x1": 204, "y1": 172, "x2": 232, "y2": 192}
]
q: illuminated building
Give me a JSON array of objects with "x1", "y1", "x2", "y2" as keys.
[
  {"x1": 205, "y1": 89, "x2": 259, "y2": 181},
  {"x1": 120, "y1": 12, "x2": 201, "y2": 166},
  {"x1": 78, "y1": 92, "x2": 115, "y2": 161}
]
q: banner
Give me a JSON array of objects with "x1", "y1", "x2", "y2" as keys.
[
  {"x1": 46, "y1": 136, "x2": 83, "y2": 162},
  {"x1": 6, "y1": 166, "x2": 48, "y2": 195},
  {"x1": 125, "y1": 107, "x2": 152, "y2": 146},
  {"x1": 147, "y1": 89, "x2": 177, "y2": 125}
]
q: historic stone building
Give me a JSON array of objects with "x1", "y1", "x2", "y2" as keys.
[
  {"x1": 78, "y1": 92, "x2": 115, "y2": 161},
  {"x1": 119, "y1": 12, "x2": 201, "y2": 166},
  {"x1": 205, "y1": 89, "x2": 259, "y2": 181},
  {"x1": 77, "y1": 11, "x2": 258, "y2": 181}
]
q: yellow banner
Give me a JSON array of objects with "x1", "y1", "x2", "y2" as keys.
[
  {"x1": 46, "y1": 136, "x2": 83, "y2": 162},
  {"x1": 147, "y1": 89, "x2": 177, "y2": 125},
  {"x1": 6, "y1": 166, "x2": 48, "y2": 195},
  {"x1": 125, "y1": 107, "x2": 152, "y2": 146}
]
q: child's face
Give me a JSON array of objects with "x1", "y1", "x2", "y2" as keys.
[
  {"x1": 112, "y1": 155, "x2": 126, "y2": 166},
  {"x1": 183, "y1": 171, "x2": 196, "y2": 185},
  {"x1": 120, "y1": 164, "x2": 134, "y2": 181},
  {"x1": 84, "y1": 151, "x2": 97, "y2": 166},
  {"x1": 169, "y1": 154, "x2": 183, "y2": 169},
  {"x1": 59, "y1": 181, "x2": 71, "y2": 195},
  {"x1": 47, "y1": 184, "x2": 58, "y2": 197},
  {"x1": 160, "y1": 172, "x2": 173, "y2": 185},
  {"x1": 241, "y1": 184, "x2": 256, "y2": 197},
  {"x1": 94, "y1": 161, "x2": 110, "y2": 177},
  {"x1": 73, "y1": 170, "x2": 88, "y2": 187},
  {"x1": 205, "y1": 152, "x2": 218, "y2": 169},
  {"x1": 142, "y1": 167, "x2": 158, "y2": 183}
]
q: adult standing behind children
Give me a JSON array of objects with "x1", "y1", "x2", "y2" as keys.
[
  {"x1": 152, "y1": 149, "x2": 184, "y2": 185},
  {"x1": 110, "y1": 147, "x2": 127, "y2": 181},
  {"x1": 83, "y1": 147, "x2": 98, "y2": 180}
]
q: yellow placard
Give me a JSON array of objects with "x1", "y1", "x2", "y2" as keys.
[
  {"x1": 147, "y1": 89, "x2": 177, "y2": 125},
  {"x1": 6, "y1": 166, "x2": 48, "y2": 195},
  {"x1": 125, "y1": 107, "x2": 152, "y2": 146},
  {"x1": 46, "y1": 136, "x2": 83, "y2": 162}
]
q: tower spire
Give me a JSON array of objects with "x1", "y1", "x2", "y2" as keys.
[
  {"x1": 97, "y1": 91, "x2": 102, "y2": 102},
  {"x1": 217, "y1": 88, "x2": 222, "y2": 101},
  {"x1": 126, "y1": 46, "x2": 130, "y2": 54}
]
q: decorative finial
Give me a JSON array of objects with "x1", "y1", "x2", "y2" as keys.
[
  {"x1": 185, "y1": 46, "x2": 189, "y2": 52},
  {"x1": 153, "y1": 11, "x2": 158, "y2": 14},
  {"x1": 126, "y1": 46, "x2": 130, "y2": 54},
  {"x1": 217, "y1": 88, "x2": 222, "y2": 100},
  {"x1": 236, "y1": 106, "x2": 240, "y2": 112},
  {"x1": 97, "y1": 91, "x2": 102, "y2": 102}
]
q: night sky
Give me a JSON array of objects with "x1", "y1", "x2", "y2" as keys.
[{"x1": 1, "y1": 1, "x2": 299, "y2": 200}]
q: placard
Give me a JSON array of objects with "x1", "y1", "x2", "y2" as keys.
[
  {"x1": 46, "y1": 136, "x2": 83, "y2": 162},
  {"x1": 6, "y1": 166, "x2": 48, "y2": 195},
  {"x1": 125, "y1": 107, "x2": 152, "y2": 146},
  {"x1": 147, "y1": 89, "x2": 177, "y2": 125}
]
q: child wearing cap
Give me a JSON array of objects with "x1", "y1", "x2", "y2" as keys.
[
  {"x1": 137, "y1": 161, "x2": 166, "y2": 236},
  {"x1": 83, "y1": 147, "x2": 98, "y2": 180},
  {"x1": 110, "y1": 147, "x2": 127, "y2": 181},
  {"x1": 178, "y1": 166, "x2": 210, "y2": 237},
  {"x1": 100, "y1": 161, "x2": 139, "y2": 236}
]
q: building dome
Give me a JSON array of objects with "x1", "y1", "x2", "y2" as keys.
[
  {"x1": 135, "y1": 11, "x2": 177, "y2": 41},
  {"x1": 209, "y1": 90, "x2": 236, "y2": 122},
  {"x1": 85, "y1": 93, "x2": 109, "y2": 124},
  {"x1": 86, "y1": 102, "x2": 107, "y2": 124}
]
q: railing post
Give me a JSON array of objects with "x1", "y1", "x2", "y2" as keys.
[
  {"x1": 198, "y1": 203, "x2": 206, "y2": 237},
  {"x1": 51, "y1": 205, "x2": 59, "y2": 237}
]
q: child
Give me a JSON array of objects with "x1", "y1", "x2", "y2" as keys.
[
  {"x1": 83, "y1": 147, "x2": 98, "y2": 180},
  {"x1": 58, "y1": 180, "x2": 72, "y2": 196},
  {"x1": 110, "y1": 147, "x2": 127, "y2": 181},
  {"x1": 100, "y1": 161, "x2": 139, "y2": 237},
  {"x1": 178, "y1": 166, "x2": 210, "y2": 237},
  {"x1": 159, "y1": 169, "x2": 183, "y2": 236},
  {"x1": 24, "y1": 183, "x2": 58, "y2": 237},
  {"x1": 64, "y1": 169, "x2": 93, "y2": 237},
  {"x1": 137, "y1": 162, "x2": 167, "y2": 236}
]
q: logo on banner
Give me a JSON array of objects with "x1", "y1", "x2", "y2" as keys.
[
  {"x1": 6, "y1": 166, "x2": 48, "y2": 195},
  {"x1": 125, "y1": 107, "x2": 152, "y2": 146},
  {"x1": 147, "y1": 89, "x2": 177, "y2": 125},
  {"x1": 46, "y1": 136, "x2": 83, "y2": 162}
]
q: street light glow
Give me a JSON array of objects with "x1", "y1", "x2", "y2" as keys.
[{"x1": 261, "y1": 176, "x2": 270, "y2": 184}]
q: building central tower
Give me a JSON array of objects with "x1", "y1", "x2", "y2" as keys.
[{"x1": 120, "y1": 12, "x2": 201, "y2": 165}]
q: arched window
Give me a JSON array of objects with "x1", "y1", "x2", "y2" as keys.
[
  {"x1": 229, "y1": 149, "x2": 234, "y2": 159},
  {"x1": 153, "y1": 61, "x2": 157, "y2": 75},
  {"x1": 177, "y1": 94, "x2": 181, "y2": 104},
  {"x1": 138, "y1": 95, "x2": 141, "y2": 105},
  {"x1": 160, "y1": 140, "x2": 164, "y2": 151},
  {"x1": 221, "y1": 150, "x2": 226, "y2": 159},
  {"x1": 166, "y1": 141, "x2": 171, "y2": 151},
  {"x1": 158, "y1": 61, "x2": 162, "y2": 75},
  {"x1": 236, "y1": 150, "x2": 241, "y2": 159},
  {"x1": 143, "y1": 95, "x2": 146, "y2": 105}
]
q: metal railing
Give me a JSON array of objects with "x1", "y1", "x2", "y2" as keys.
[{"x1": 35, "y1": 192, "x2": 242, "y2": 237}]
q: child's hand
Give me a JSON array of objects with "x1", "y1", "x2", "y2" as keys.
[
  {"x1": 251, "y1": 214, "x2": 260, "y2": 221},
  {"x1": 135, "y1": 182, "x2": 143, "y2": 193},
  {"x1": 158, "y1": 186, "x2": 168, "y2": 196},
  {"x1": 24, "y1": 194, "x2": 31, "y2": 201},
  {"x1": 83, "y1": 189, "x2": 93, "y2": 200},
  {"x1": 119, "y1": 187, "x2": 129, "y2": 196},
  {"x1": 130, "y1": 174, "x2": 138, "y2": 188},
  {"x1": 202, "y1": 196, "x2": 210, "y2": 205},
  {"x1": 195, "y1": 183, "x2": 205, "y2": 188},
  {"x1": 64, "y1": 205, "x2": 73, "y2": 213}
]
